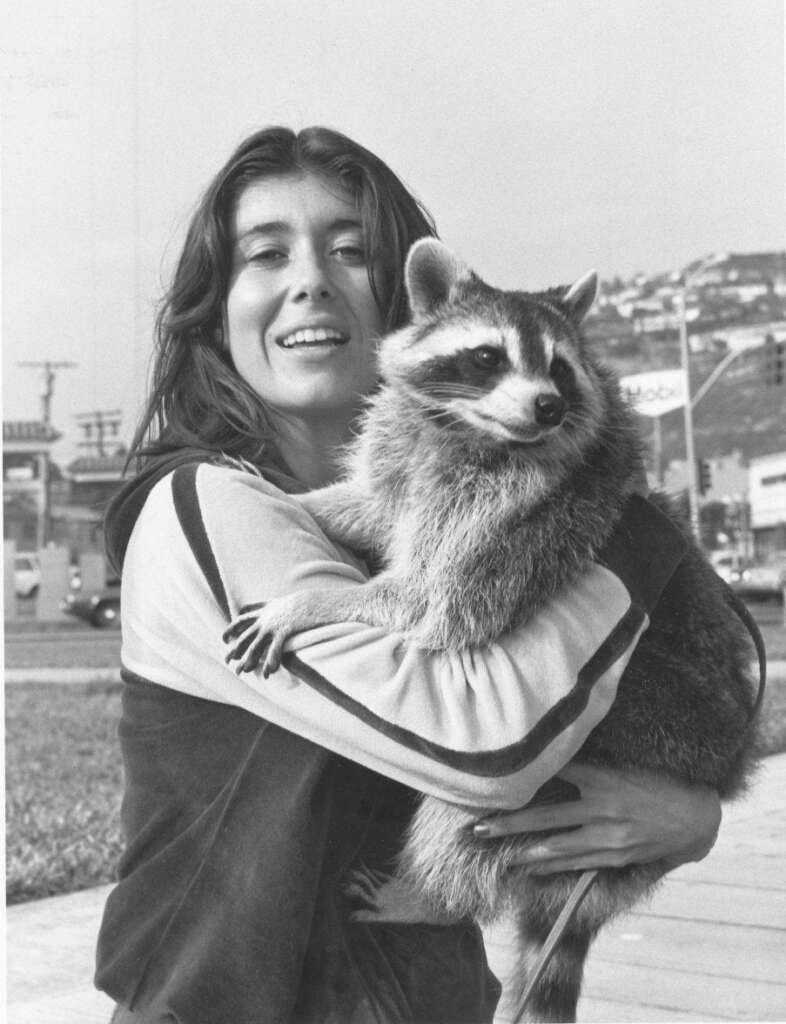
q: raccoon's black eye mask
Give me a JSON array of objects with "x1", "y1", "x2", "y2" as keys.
[{"x1": 549, "y1": 356, "x2": 577, "y2": 395}]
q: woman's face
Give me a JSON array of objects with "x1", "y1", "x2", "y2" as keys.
[{"x1": 225, "y1": 173, "x2": 384, "y2": 426}]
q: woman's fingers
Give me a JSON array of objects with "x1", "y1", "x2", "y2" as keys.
[
  {"x1": 473, "y1": 801, "x2": 587, "y2": 837},
  {"x1": 509, "y1": 824, "x2": 636, "y2": 862}
]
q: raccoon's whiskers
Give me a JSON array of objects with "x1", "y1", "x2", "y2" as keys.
[{"x1": 421, "y1": 383, "x2": 490, "y2": 401}]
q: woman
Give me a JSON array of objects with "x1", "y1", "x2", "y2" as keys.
[{"x1": 97, "y1": 126, "x2": 721, "y2": 1024}]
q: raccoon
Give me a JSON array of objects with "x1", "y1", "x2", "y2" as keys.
[{"x1": 225, "y1": 238, "x2": 759, "y2": 1022}]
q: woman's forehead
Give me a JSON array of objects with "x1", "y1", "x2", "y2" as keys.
[{"x1": 231, "y1": 173, "x2": 360, "y2": 238}]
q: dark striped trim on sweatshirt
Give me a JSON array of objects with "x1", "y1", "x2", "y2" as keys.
[
  {"x1": 172, "y1": 464, "x2": 231, "y2": 620},
  {"x1": 279, "y1": 603, "x2": 645, "y2": 777}
]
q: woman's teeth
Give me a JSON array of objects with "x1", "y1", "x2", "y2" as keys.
[{"x1": 279, "y1": 328, "x2": 348, "y2": 348}]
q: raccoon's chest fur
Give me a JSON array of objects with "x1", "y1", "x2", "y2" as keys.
[{"x1": 344, "y1": 380, "x2": 634, "y2": 649}]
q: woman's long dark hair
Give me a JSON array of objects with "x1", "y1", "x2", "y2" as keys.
[{"x1": 131, "y1": 126, "x2": 437, "y2": 466}]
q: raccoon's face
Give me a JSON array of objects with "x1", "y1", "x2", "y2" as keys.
[{"x1": 379, "y1": 239, "x2": 605, "y2": 451}]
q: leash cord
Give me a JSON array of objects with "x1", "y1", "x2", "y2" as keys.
[{"x1": 511, "y1": 868, "x2": 598, "y2": 1024}]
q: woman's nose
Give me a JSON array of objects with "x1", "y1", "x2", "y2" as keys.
[{"x1": 290, "y1": 251, "x2": 334, "y2": 302}]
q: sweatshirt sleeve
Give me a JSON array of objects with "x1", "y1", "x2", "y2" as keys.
[{"x1": 119, "y1": 462, "x2": 686, "y2": 809}]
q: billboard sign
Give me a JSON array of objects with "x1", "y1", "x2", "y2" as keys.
[{"x1": 620, "y1": 369, "x2": 686, "y2": 418}]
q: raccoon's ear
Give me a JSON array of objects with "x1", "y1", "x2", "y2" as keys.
[
  {"x1": 405, "y1": 238, "x2": 472, "y2": 319},
  {"x1": 562, "y1": 271, "x2": 598, "y2": 323}
]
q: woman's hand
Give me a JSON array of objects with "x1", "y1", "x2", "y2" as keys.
[{"x1": 473, "y1": 762, "x2": 722, "y2": 875}]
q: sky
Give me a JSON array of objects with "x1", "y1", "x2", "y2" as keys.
[{"x1": 2, "y1": 0, "x2": 784, "y2": 466}]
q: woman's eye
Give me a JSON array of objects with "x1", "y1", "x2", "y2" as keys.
[
  {"x1": 248, "y1": 248, "x2": 287, "y2": 264},
  {"x1": 331, "y1": 243, "x2": 366, "y2": 264},
  {"x1": 472, "y1": 346, "x2": 503, "y2": 368}
]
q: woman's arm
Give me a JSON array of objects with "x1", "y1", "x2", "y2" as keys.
[{"x1": 120, "y1": 462, "x2": 686, "y2": 812}]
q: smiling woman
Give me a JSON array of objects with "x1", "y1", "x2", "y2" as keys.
[
  {"x1": 225, "y1": 175, "x2": 384, "y2": 485},
  {"x1": 97, "y1": 126, "x2": 725, "y2": 1024}
]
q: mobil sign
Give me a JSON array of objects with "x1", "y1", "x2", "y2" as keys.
[{"x1": 620, "y1": 369, "x2": 687, "y2": 418}]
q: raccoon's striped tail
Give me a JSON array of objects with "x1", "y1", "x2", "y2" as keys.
[{"x1": 511, "y1": 869, "x2": 598, "y2": 1024}]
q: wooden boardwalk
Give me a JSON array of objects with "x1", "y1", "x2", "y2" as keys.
[
  {"x1": 6, "y1": 754, "x2": 786, "y2": 1023},
  {"x1": 485, "y1": 753, "x2": 786, "y2": 1022}
]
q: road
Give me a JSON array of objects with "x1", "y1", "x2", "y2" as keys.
[{"x1": 4, "y1": 628, "x2": 122, "y2": 670}]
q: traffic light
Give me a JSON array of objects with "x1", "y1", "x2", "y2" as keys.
[
  {"x1": 697, "y1": 458, "x2": 712, "y2": 496},
  {"x1": 764, "y1": 334, "x2": 785, "y2": 385}
]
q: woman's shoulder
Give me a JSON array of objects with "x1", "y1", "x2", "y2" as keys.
[
  {"x1": 132, "y1": 460, "x2": 307, "y2": 543},
  {"x1": 143, "y1": 455, "x2": 297, "y2": 501}
]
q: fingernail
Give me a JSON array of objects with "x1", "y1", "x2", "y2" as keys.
[{"x1": 473, "y1": 824, "x2": 491, "y2": 838}]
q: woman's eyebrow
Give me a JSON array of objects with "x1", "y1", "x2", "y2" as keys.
[
  {"x1": 235, "y1": 217, "x2": 363, "y2": 245},
  {"x1": 235, "y1": 221, "x2": 289, "y2": 242},
  {"x1": 327, "y1": 217, "x2": 364, "y2": 233}
]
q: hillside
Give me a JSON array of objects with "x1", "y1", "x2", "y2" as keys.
[{"x1": 585, "y1": 251, "x2": 786, "y2": 466}]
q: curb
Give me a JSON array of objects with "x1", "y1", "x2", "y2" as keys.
[{"x1": 5, "y1": 668, "x2": 122, "y2": 685}]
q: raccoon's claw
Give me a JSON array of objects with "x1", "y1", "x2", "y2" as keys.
[
  {"x1": 260, "y1": 632, "x2": 287, "y2": 677},
  {"x1": 222, "y1": 602, "x2": 267, "y2": 644},
  {"x1": 227, "y1": 631, "x2": 270, "y2": 675},
  {"x1": 223, "y1": 624, "x2": 286, "y2": 678},
  {"x1": 223, "y1": 600, "x2": 293, "y2": 678}
]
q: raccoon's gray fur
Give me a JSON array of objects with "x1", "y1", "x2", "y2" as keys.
[{"x1": 228, "y1": 239, "x2": 759, "y2": 1022}]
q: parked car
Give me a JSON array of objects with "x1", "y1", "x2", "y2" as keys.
[
  {"x1": 13, "y1": 553, "x2": 41, "y2": 598},
  {"x1": 731, "y1": 556, "x2": 786, "y2": 603},
  {"x1": 60, "y1": 578, "x2": 121, "y2": 627},
  {"x1": 709, "y1": 550, "x2": 745, "y2": 585}
]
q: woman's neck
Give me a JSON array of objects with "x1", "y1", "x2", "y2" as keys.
[{"x1": 272, "y1": 413, "x2": 353, "y2": 489}]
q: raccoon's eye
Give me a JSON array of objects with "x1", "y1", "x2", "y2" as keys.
[
  {"x1": 471, "y1": 346, "x2": 503, "y2": 368},
  {"x1": 550, "y1": 356, "x2": 574, "y2": 390}
]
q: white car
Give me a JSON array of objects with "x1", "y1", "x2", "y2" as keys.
[
  {"x1": 733, "y1": 557, "x2": 786, "y2": 603},
  {"x1": 13, "y1": 553, "x2": 41, "y2": 598}
]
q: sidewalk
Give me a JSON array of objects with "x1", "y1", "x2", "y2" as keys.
[
  {"x1": 6, "y1": 756, "x2": 786, "y2": 1023},
  {"x1": 486, "y1": 753, "x2": 786, "y2": 1022}
]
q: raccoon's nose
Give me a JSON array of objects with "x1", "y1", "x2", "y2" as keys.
[{"x1": 534, "y1": 393, "x2": 567, "y2": 427}]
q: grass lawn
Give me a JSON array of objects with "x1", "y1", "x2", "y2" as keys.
[
  {"x1": 5, "y1": 682, "x2": 124, "y2": 904},
  {"x1": 5, "y1": 612, "x2": 786, "y2": 904}
]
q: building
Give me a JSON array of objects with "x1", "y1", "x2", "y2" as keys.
[
  {"x1": 3, "y1": 420, "x2": 61, "y2": 549},
  {"x1": 749, "y1": 451, "x2": 786, "y2": 555},
  {"x1": 49, "y1": 454, "x2": 128, "y2": 557}
]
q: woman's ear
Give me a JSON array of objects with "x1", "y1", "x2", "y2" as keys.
[
  {"x1": 405, "y1": 238, "x2": 471, "y2": 319},
  {"x1": 562, "y1": 271, "x2": 598, "y2": 324}
]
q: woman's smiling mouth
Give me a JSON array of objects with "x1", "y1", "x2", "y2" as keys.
[{"x1": 278, "y1": 327, "x2": 349, "y2": 349}]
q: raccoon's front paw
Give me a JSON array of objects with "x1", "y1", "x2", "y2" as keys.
[{"x1": 223, "y1": 600, "x2": 292, "y2": 678}]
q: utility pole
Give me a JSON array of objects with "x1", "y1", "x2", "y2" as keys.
[
  {"x1": 18, "y1": 360, "x2": 78, "y2": 426},
  {"x1": 18, "y1": 360, "x2": 77, "y2": 548},
  {"x1": 75, "y1": 410, "x2": 123, "y2": 457}
]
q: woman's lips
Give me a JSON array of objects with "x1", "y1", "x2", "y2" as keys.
[{"x1": 277, "y1": 327, "x2": 349, "y2": 349}]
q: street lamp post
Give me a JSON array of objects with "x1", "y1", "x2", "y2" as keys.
[{"x1": 677, "y1": 291, "x2": 700, "y2": 541}]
